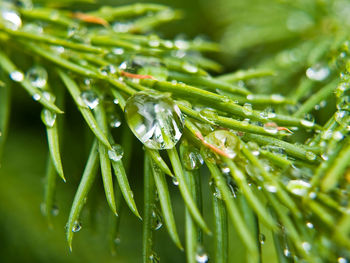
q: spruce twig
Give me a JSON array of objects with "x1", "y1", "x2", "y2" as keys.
[{"x1": 1, "y1": 1, "x2": 350, "y2": 262}]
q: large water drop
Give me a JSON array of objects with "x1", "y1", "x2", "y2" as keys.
[
  {"x1": 204, "y1": 130, "x2": 240, "y2": 159},
  {"x1": 109, "y1": 113, "x2": 122, "y2": 128},
  {"x1": 195, "y1": 245, "x2": 209, "y2": 263},
  {"x1": 0, "y1": 4, "x2": 22, "y2": 30},
  {"x1": 26, "y1": 66, "x2": 48, "y2": 88},
  {"x1": 151, "y1": 208, "x2": 163, "y2": 230},
  {"x1": 10, "y1": 70, "x2": 24, "y2": 82},
  {"x1": 124, "y1": 91, "x2": 184, "y2": 150},
  {"x1": 80, "y1": 90, "x2": 99, "y2": 109},
  {"x1": 41, "y1": 109, "x2": 57, "y2": 128},
  {"x1": 286, "y1": 180, "x2": 311, "y2": 196},
  {"x1": 108, "y1": 144, "x2": 124, "y2": 162},
  {"x1": 182, "y1": 146, "x2": 204, "y2": 171},
  {"x1": 300, "y1": 114, "x2": 315, "y2": 128},
  {"x1": 306, "y1": 63, "x2": 330, "y2": 81},
  {"x1": 72, "y1": 221, "x2": 82, "y2": 232}
]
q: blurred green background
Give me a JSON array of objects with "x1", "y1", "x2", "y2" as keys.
[{"x1": 0, "y1": 0, "x2": 288, "y2": 262}]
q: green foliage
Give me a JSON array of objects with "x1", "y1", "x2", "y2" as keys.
[{"x1": 1, "y1": 0, "x2": 350, "y2": 262}]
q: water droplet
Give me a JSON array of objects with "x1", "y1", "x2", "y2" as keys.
[
  {"x1": 199, "y1": 108, "x2": 218, "y2": 125},
  {"x1": 271, "y1": 94, "x2": 285, "y2": 103},
  {"x1": 67, "y1": 24, "x2": 88, "y2": 43},
  {"x1": 309, "y1": 192, "x2": 317, "y2": 199},
  {"x1": 321, "y1": 153, "x2": 329, "y2": 161},
  {"x1": 320, "y1": 100, "x2": 327, "y2": 108},
  {"x1": 243, "y1": 103, "x2": 253, "y2": 116},
  {"x1": 0, "y1": 4, "x2": 22, "y2": 30},
  {"x1": 286, "y1": 180, "x2": 311, "y2": 196},
  {"x1": 302, "y1": 241, "x2": 311, "y2": 252},
  {"x1": 220, "y1": 95, "x2": 230, "y2": 103},
  {"x1": 300, "y1": 114, "x2": 315, "y2": 128},
  {"x1": 32, "y1": 93, "x2": 41, "y2": 101},
  {"x1": 306, "y1": 222, "x2": 314, "y2": 229},
  {"x1": 152, "y1": 209, "x2": 163, "y2": 230},
  {"x1": 195, "y1": 245, "x2": 208, "y2": 263},
  {"x1": 26, "y1": 66, "x2": 48, "y2": 88},
  {"x1": 112, "y1": 48, "x2": 124, "y2": 55},
  {"x1": 41, "y1": 109, "x2": 57, "y2": 128},
  {"x1": 172, "y1": 50, "x2": 187, "y2": 58},
  {"x1": 124, "y1": 91, "x2": 184, "y2": 150},
  {"x1": 22, "y1": 23, "x2": 43, "y2": 34},
  {"x1": 204, "y1": 130, "x2": 240, "y2": 159},
  {"x1": 321, "y1": 130, "x2": 333, "y2": 140},
  {"x1": 149, "y1": 252, "x2": 160, "y2": 263},
  {"x1": 182, "y1": 62, "x2": 198, "y2": 73},
  {"x1": 113, "y1": 98, "x2": 119, "y2": 105},
  {"x1": 163, "y1": 40, "x2": 174, "y2": 49},
  {"x1": 108, "y1": 113, "x2": 121, "y2": 128},
  {"x1": 114, "y1": 237, "x2": 121, "y2": 245},
  {"x1": 260, "y1": 107, "x2": 276, "y2": 119},
  {"x1": 41, "y1": 203, "x2": 59, "y2": 217},
  {"x1": 305, "y1": 151, "x2": 316, "y2": 161},
  {"x1": 84, "y1": 78, "x2": 92, "y2": 87},
  {"x1": 221, "y1": 166, "x2": 230, "y2": 174},
  {"x1": 99, "y1": 65, "x2": 117, "y2": 76},
  {"x1": 201, "y1": 147, "x2": 219, "y2": 164},
  {"x1": 263, "y1": 122, "x2": 279, "y2": 134},
  {"x1": 264, "y1": 183, "x2": 277, "y2": 193},
  {"x1": 333, "y1": 131, "x2": 344, "y2": 141},
  {"x1": 42, "y1": 91, "x2": 55, "y2": 102},
  {"x1": 336, "y1": 82, "x2": 350, "y2": 98},
  {"x1": 246, "y1": 94, "x2": 254, "y2": 100},
  {"x1": 338, "y1": 257, "x2": 347, "y2": 263},
  {"x1": 284, "y1": 248, "x2": 291, "y2": 257},
  {"x1": 15, "y1": 0, "x2": 33, "y2": 10},
  {"x1": 10, "y1": 70, "x2": 24, "y2": 82},
  {"x1": 51, "y1": 45, "x2": 65, "y2": 54},
  {"x1": 80, "y1": 90, "x2": 99, "y2": 109},
  {"x1": 212, "y1": 186, "x2": 222, "y2": 199},
  {"x1": 339, "y1": 51, "x2": 347, "y2": 59},
  {"x1": 118, "y1": 61, "x2": 136, "y2": 73},
  {"x1": 174, "y1": 38, "x2": 189, "y2": 50},
  {"x1": 247, "y1": 142, "x2": 260, "y2": 156},
  {"x1": 51, "y1": 204, "x2": 59, "y2": 216},
  {"x1": 337, "y1": 96, "x2": 350, "y2": 111},
  {"x1": 306, "y1": 63, "x2": 330, "y2": 81},
  {"x1": 228, "y1": 182, "x2": 237, "y2": 198},
  {"x1": 315, "y1": 100, "x2": 327, "y2": 110},
  {"x1": 172, "y1": 177, "x2": 179, "y2": 186},
  {"x1": 182, "y1": 146, "x2": 204, "y2": 170},
  {"x1": 72, "y1": 221, "x2": 81, "y2": 232},
  {"x1": 259, "y1": 233, "x2": 266, "y2": 244},
  {"x1": 113, "y1": 22, "x2": 132, "y2": 33},
  {"x1": 335, "y1": 110, "x2": 349, "y2": 126},
  {"x1": 148, "y1": 35, "x2": 160, "y2": 47},
  {"x1": 340, "y1": 72, "x2": 349, "y2": 80},
  {"x1": 263, "y1": 145, "x2": 285, "y2": 155},
  {"x1": 134, "y1": 58, "x2": 168, "y2": 81},
  {"x1": 108, "y1": 144, "x2": 124, "y2": 162}
]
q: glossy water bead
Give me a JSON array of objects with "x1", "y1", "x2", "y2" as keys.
[
  {"x1": 124, "y1": 90, "x2": 184, "y2": 150},
  {"x1": 204, "y1": 130, "x2": 240, "y2": 159}
]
